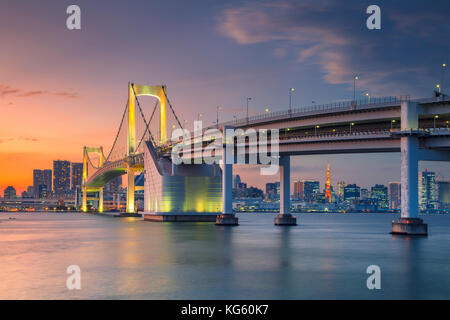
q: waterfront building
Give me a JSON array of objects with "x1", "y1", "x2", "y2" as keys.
[
  {"x1": 293, "y1": 180, "x2": 304, "y2": 200},
  {"x1": 438, "y1": 181, "x2": 449, "y2": 209},
  {"x1": 53, "y1": 160, "x2": 71, "y2": 196},
  {"x1": 344, "y1": 184, "x2": 360, "y2": 201},
  {"x1": 233, "y1": 175, "x2": 241, "y2": 189},
  {"x1": 303, "y1": 181, "x2": 320, "y2": 202},
  {"x1": 265, "y1": 182, "x2": 280, "y2": 200},
  {"x1": 33, "y1": 169, "x2": 52, "y2": 198},
  {"x1": 71, "y1": 162, "x2": 83, "y2": 191},
  {"x1": 389, "y1": 182, "x2": 401, "y2": 209},
  {"x1": 420, "y1": 170, "x2": 438, "y2": 210},
  {"x1": 371, "y1": 184, "x2": 389, "y2": 210},
  {"x1": 4, "y1": 186, "x2": 17, "y2": 199},
  {"x1": 360, "y1": 188, "x2": 370, "y2": 200},
  {"x1": 337, "y1": 181, "x2": 346, "y2": 198}
]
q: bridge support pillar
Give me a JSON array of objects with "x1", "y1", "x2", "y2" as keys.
[
  {"x1": 392, "y1": 101, "x2": 427, "y2": 236},
  {"x1": 217, "y1": 126, "x2": 238, "y2": 226},
  {"x1": 98, "y1": 188, "x2": 104, "y2": 213},
  {"x1": 82, "y1": 186, "x2": 87, "y2": 212},
  {"x1": 126, "y1": 168, "x2": 135, "y2": 213},
  {"x1": 275, "y1": 155, "x2": 297, "y2": 226}
]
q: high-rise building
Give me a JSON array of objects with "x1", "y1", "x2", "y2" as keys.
[
  {"x1": 293, "y1": 180, "x2": 304, "y2": 199},
  {"x1": 337, "y1": 181, "x2": 346, "y2": 198},
  {"x1": 265, "y1": 182, "x2": 280, "y2": 200},
  {"x1": 33, "y1": 169, "x2": 52, "y2": 198},
  {"x1": 53, "y1": 160, "x2": 71, "y2": 196},
  {"x1": 233, "y1": 175, "x2": 241, "y2": 189},
  {"x1": 105, "y1": 176, "x2": 122, "y2": 193},
  {"x1": 38, "y1": 184, "x2": 49, "y2": 199},
  {"x1": 21, "y1": 186, "x2": 34, "y2": 198},
  {"x1": 438, "y1": 181, "x2": 449, "y2": 208},
  {"x1": 371, "y1": 184, "x2": 389, "y2": 210},
  {"x1": 344, "y1": 184, "x2": 360, "y2": 201},
  {"x1": 420, "y1": 170, "x2": 438, "y2": 210},
  {"x1": 389, "y1": 182, "x2": 401, "y2": 209},
  {"x1": 360, "y1": 188, "x2": 370, "y2": 200},
  {"x1": 4, "y1": 186, "x2": 16, "y2": 199},
  {"x1": 71, "y1": 162, "x2": 83, "y2": 190},
  {"x1": 304, "y1": 181, "x2": 320, "y2": 202}
]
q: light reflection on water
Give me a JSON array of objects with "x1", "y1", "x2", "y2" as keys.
[{"x1": 0, "y1": 212, "x2": 449, "y2": 299}]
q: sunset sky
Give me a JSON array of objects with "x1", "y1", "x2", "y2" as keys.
[{"x1": 1, "y1": 0, "x2": 449, "y2": 194}]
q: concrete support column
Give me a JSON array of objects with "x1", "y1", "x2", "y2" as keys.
[
  {"x1": 392, "y1": 101, "x2": 427, "y2": 235},
  {"x1": 217, "y1": 126, "x2": 238, "y2": 225},
  {"x1": 280, "y1": 156, "x2": 290, "y2": 215},
  {"x1": 99, "y1": 188, "x2": 104, "y2": 213},
  {"x1": 222, "y1": 161, "x2": 233, "y2": 214},
  {"x1": 400, "y1": 136, "x2": 419, "y2": 219},
  {"x1": 275, "y1": 155, "x2": 297, "y2": 226},
  {"x1": 82, "y1": 186, "x2": 87, "y2": 212},
  {"x1": 127, "y1": 168, "x2": 135, "y2": 213}
]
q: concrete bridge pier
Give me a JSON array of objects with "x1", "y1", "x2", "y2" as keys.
[
  {"x1": 217, "y1": 127, "x2": 238, "y2": 226},
  {"x1": 392, "y1": 101, "x2": 427, "y2": 236},
  {"x1": 275, "y1": 156, "x2": 297, "y2": 226},
  {"x1": 98, "y1": 188, "x2": 104, "y2": 213}
]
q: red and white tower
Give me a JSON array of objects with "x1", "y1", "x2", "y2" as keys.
[{"x1": 325, "y1": 162, "x2": 332, "y2": 202}]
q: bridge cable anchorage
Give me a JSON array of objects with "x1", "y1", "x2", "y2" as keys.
[
  {"x1": 161, "y1": 85, "x2": 184, "y2": 130},
  {"x1": 130, "y1": 83, "x2": 158, "y2": 149},
  {"x1": 104, "y1": 100, "x2": 129, "y2": 163},
  {"x1": 136, "y1": 99, "x2": 159, "y2": 152}
]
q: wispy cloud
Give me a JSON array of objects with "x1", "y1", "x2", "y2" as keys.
[
  {"x1": 0, "y1": 137, "x2": 39, "y2": 144},
  {"x1": 217, "y1": 0, "x2": 450, "y2": 96},
  {"x1": 0, "y1": 84, "x2": 79, "y2": 99}
]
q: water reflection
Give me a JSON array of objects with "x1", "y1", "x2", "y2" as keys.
[{"x1": 1, "y1": 212, "x2": 450, "y2": 299}]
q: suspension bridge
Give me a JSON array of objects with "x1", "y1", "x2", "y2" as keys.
[{"x1": 81, "y1": 82, "x2": 450, "y2": 235}]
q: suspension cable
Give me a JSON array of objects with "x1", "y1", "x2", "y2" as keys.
[
  {"x1": 136, "y1": 99, "x2": 159, "y2": 152},
  {"x1": 104, "y1": 100, "x2": 129, "y2": 162}
]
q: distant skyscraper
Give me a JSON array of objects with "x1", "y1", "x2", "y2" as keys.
[
  {"x1": 4, "y1": 186, "x2": 16, "y2": 199},
  {"x1": 360, "y1": 188, "x2": 370, "y2": 200},
  {"x1": 233, "y1": 174, "x2": 241, "y2": 189},
  {"x1": 344, "y1": 184, "x2": 360, "y2": 201},
  {"x1": 266, "y1": 182, "x2": 280, "y2": 200},
  {"x1": 105, "y1": 176, "x2": 122, "y2": 193},
  {"x1": 438, "y1": 181, "x2": 449, "y2": 207},
  {"x1": 337, "y1": 181, "x2": 346, "y2": 197},
  {"x1": 53, "y1": 160, "x2": 71, "y2": 196},
  {"x1": 389, "y1": 182, "x2": 401, "y2": 209},
  {"x1": 293, "y1": 180, "x2": 304, "y2": 199},
  {"x1": 371, "y1": 184, "x2": 389, "y2": 210},
  {"x1": 71, "y1": 162, "x2": 83, "y2": 190},
  {"x1": 33, "y1": 169, "x2": 52, "y2": 198},
  {"x1": 304, "y1": 181, "x2": 320, "y2": 202},
  {"x1": 420, "y1": 170, "x2": 438, "y2": 210}
]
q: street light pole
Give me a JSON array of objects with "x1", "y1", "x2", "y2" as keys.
[
  {"x1": 353, "y1": 75, "x2": 358, "y2": 102},
  {"x1": 216, "y1": 106, "x2": 221, "y2": 128},
  {"x1": 434, "y1": 115, "x2": 439, "y2": 129},
  {"x1": 246, "y1": 97, "x2": 252, "y2": 123},
  {"x1": 442, "y1": 63, "x2": 446, "y2": 93},
  {"x1": 289, "y1": 88, "x2": 295, "y2": 116}
]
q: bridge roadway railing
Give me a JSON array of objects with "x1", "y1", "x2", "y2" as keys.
[{"x1": 215, "y1": 95, "x2": 411, "y2": 128}]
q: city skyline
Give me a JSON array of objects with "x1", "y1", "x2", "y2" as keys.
[
  {"x1": 1, "y1": 0, "x2": 450, "y2": 192},
  {"x1": 1, "y1": 157, "x2": 449, "y2": 196}
]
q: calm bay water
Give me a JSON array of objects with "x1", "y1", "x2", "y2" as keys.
[{"x1": 1, "y1": 211, "x2": 450, "y2": 300}]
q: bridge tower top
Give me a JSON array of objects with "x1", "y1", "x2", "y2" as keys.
[{"x1": 128, "y1": 83, "x2": 168, "y2": 156}]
